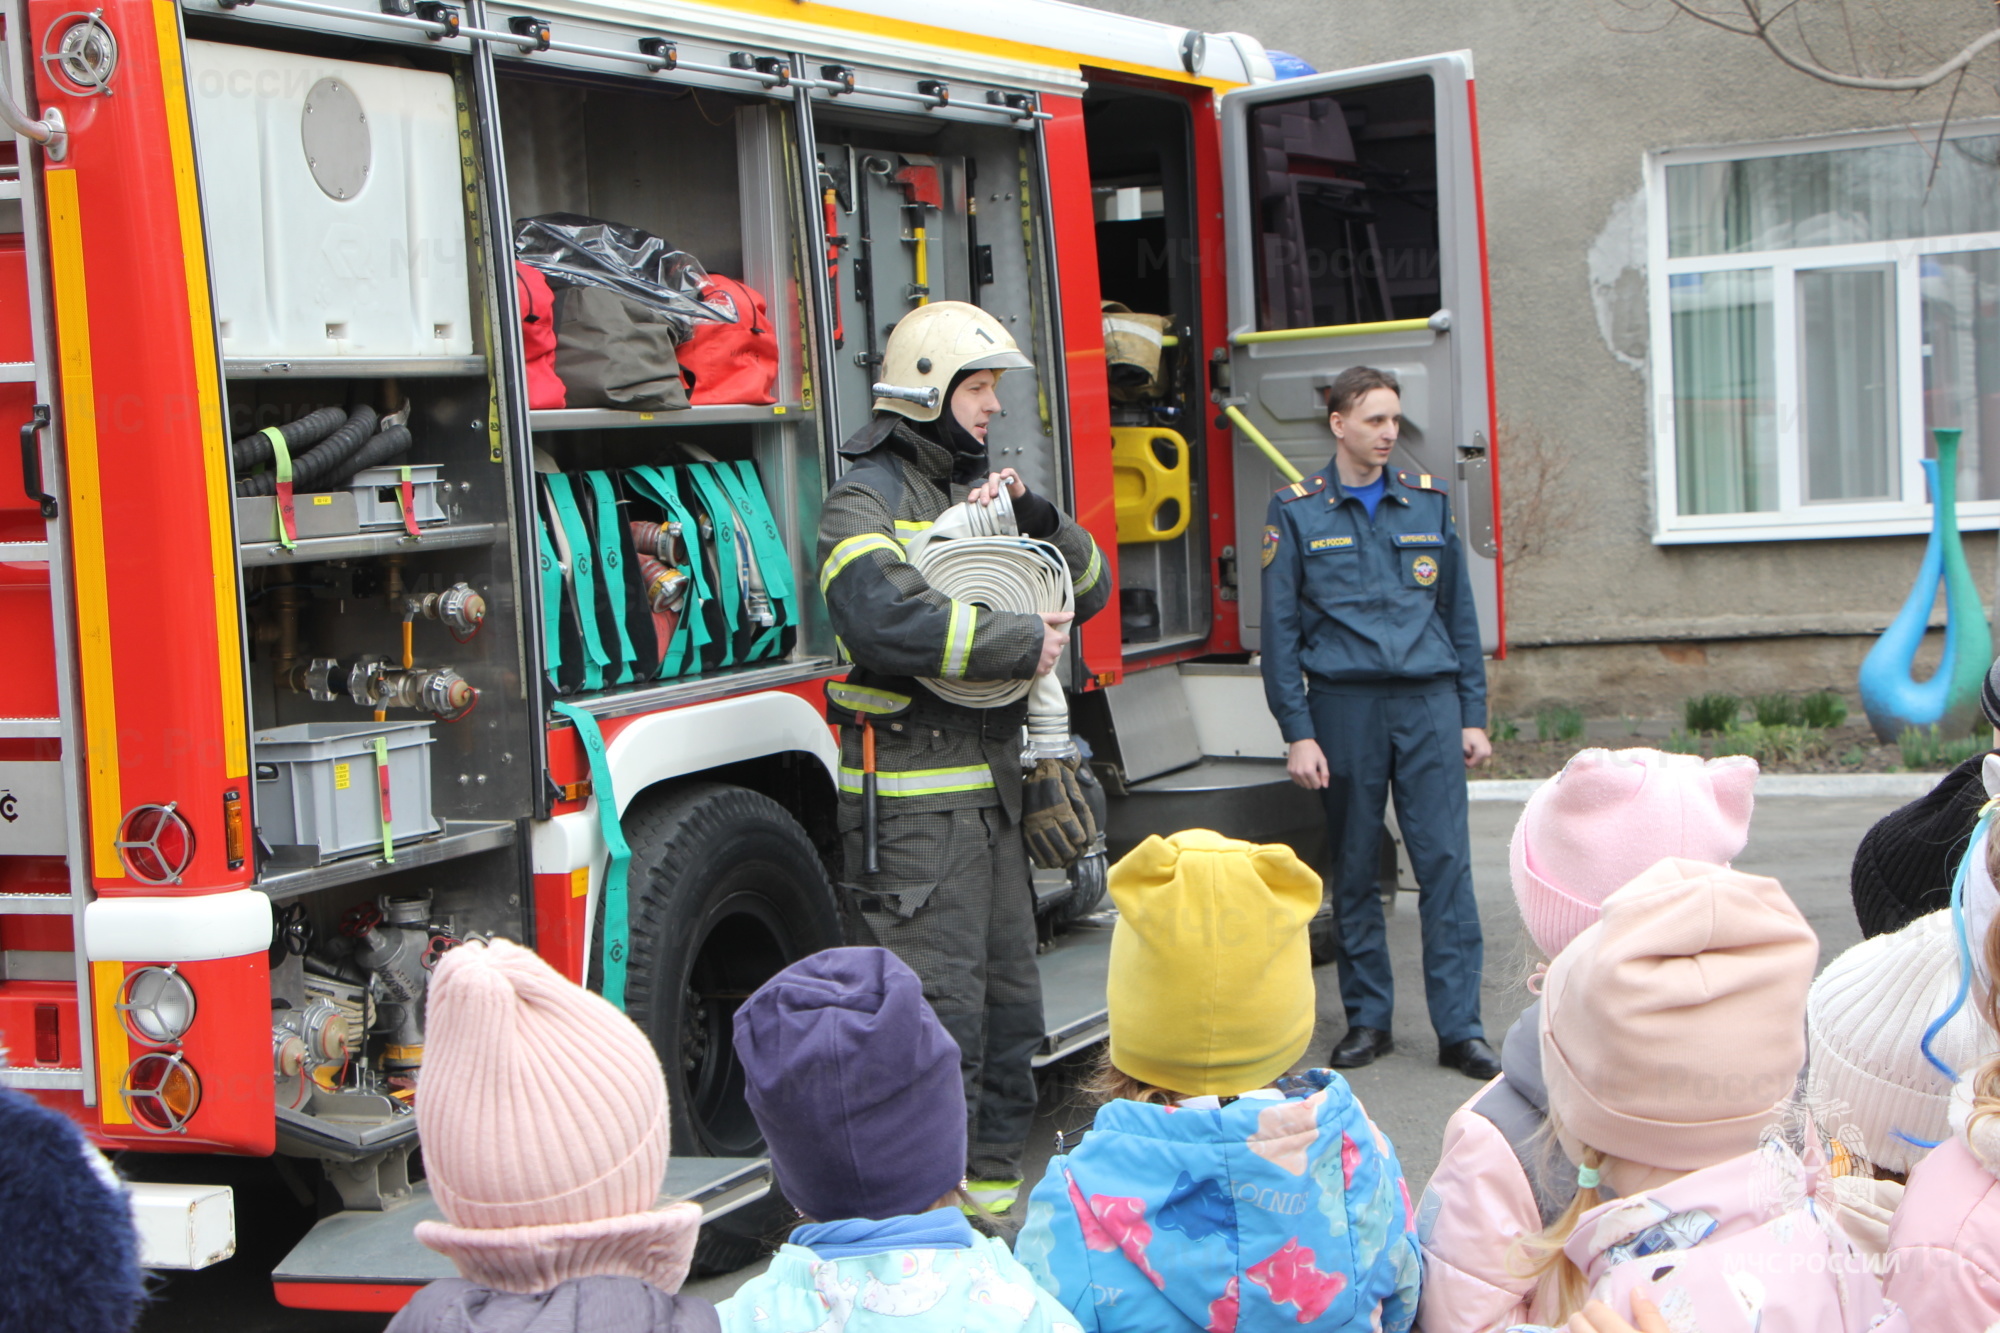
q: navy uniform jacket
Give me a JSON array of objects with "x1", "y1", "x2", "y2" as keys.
[{"x1": 1259, "y1": 465, "x2": 1487, "y2": 744}]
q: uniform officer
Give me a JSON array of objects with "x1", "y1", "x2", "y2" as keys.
[
  {"x1": 817, "y1": 302, "x2": 1109, "y2": 1213},
  {"x1": 1258, "y1": 365, "x2": 1498, "y2": 1080}
]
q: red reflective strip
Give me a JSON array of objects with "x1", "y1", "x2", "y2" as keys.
[{"x1": 272, "y1": 1281, "x2": 422, "y2": 1313}]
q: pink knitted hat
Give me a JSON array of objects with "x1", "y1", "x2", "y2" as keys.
[
  {"x1": 1511, "y1": 748, "x2": 1758, "y2": 958},
  {"x1": 1541, "y1": 858, "x2": 1818, "y2": 1172},
  {"x1": 412, "y1": 938, "x2": 699, "y2": 1295}
]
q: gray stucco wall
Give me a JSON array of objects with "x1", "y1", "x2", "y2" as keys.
[{"x1": 1078, "y1": 0, "x2": 2000, "y2": 715}]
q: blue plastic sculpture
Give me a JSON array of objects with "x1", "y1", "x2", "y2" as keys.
[{"x1": 1859, "y1": 428, "x2": 1994, "y2": 743}]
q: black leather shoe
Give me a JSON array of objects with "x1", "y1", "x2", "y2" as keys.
[
  {"x1": 1439, "y1": 1037, "x2": 1502, "y2": 1080},
  {"x1": 1328, "y1": 1026, "x2": 1393, "y2": 1068}
]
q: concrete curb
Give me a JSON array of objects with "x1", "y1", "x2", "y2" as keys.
[{"x1": 1467, "y1": 772, "x2": 1941, "y2": 802}]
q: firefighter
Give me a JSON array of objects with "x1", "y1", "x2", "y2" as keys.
[
  {"x1": 816, "y1": 302, "x2": 1109, "y2": 1216},
  {"x1": 1258, "y1": 365, "x2": 1499, "y2": 1081}
]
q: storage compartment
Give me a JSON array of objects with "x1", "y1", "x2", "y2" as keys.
[
  {"x1": 1085, "y1": 83, "x2": 1211, "y2": 653},
  {"x1": 253, "y1": 720, "x2": 440, "y2": 863},
  {"x1": 187, "y1": 41, "x2": 474, "y2": 362},
  {"x1": 498, "y1": 69, "x2": 834, "y2": 700},
  {"x1": 350, "y1": 464, "x2": 447, "y2": 529}
]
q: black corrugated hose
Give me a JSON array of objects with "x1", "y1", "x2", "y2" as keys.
[
  {"x1": 321, "y1": 425, "x2": 412, "y2": 489},
  {"x1": 230, "y1": 406, "x2": 345, "y2": 477},
  {"x1": 236, "y1": 406, "x2": 379, "y2": 497}
]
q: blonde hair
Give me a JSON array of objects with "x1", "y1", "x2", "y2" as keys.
[
  {"x1": 1969, "y1": 833, "x2": 2000, "y2": 1141},
  {"x1": 1505, "y1": 1116, "x2": 1608, "y2": 1325},
  {"x1": 1080, "y1": 1048, "x2": 1177, "y2": 1107}
]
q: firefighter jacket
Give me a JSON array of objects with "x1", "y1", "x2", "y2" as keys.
[
  {"x1": 817, "y1": 416, "x2": 1108, "y2": 824},
  {"x1": 1259, "y1": 464, "x2": 1486, "y2": 745}
]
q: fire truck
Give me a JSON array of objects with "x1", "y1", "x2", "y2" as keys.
[{"x1": 0, "y1": 0, "x2": 1499, "y2": 1308}]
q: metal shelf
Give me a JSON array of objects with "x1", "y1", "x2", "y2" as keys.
[
  {"x1": 530, "y1": 403, "x2": 809, "y2": 432},
  {"x1": 258, "y1": 819, "x2": 517, "y2": 902},
  {"x1": 239, "y1": 521, "x2": 504, "y2": 568},
  {"x1": 224, "y1": 356, "x2": 486, "y2": 379},
  {"x1": 551, "y1": 656, "x2": 840, "y2": 724}
]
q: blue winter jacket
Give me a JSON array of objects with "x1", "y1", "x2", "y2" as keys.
[{"x1": 1016, "y1": 1070, "x2": 1421, "y2": 1333}]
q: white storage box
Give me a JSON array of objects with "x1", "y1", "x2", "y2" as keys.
[
  {"x1": 253, "y1": 721, "x2": 439, "y2": 862},
  {"x1": 350, "y1": 464, "x2": 446, "y2": 529},
  {"x1": 187, "y1": 41, "x2": 473, "y2": 362}
]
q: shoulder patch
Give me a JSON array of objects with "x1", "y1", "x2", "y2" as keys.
[
  {"x1": 1260, "y1": 524, "x2": 1280, "y2": 568},
  {"x1": 1277, "y1": 474, "x2": 1327, "y2": 503}
]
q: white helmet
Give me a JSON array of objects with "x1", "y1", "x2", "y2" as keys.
[{"x1": 872, "y1": 301, "x2": 1033, "y2": 423}]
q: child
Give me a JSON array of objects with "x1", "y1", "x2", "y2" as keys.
[
  {"x1": 390, "y1": 938, "x2": 714, "y2": 1333},
  {"x1": 0, "y1": 1070, "x2": 146, "y2": 1333},
  {"x1": 1503, "y1": 858, "x2": 1884, "y2": 1332},
  {"x1": 718, "y1": 946, "x2": 1076, "y2": 1333},
  {"x1": 1015, "y1": 830, "x2": 1422, "y2": 1333},
  {"x1": 1880, "y1": 763, "x2": 2000, "y2": 1327},
  {"x1": 1806, "y1": 908, "x2": 1996, "y2": 1255},
  {"x1": 1418, "y1": 749, "x2": 1756, "y2": 1332}
]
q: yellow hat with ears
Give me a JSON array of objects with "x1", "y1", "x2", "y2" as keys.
[{"x1": 1106, "y1": 829, "x2": 1322, "y2": 1097}]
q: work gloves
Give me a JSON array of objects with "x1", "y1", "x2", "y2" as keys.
[{"x1": 1023, "y1": 756, "x2": 1098, "y2": 869}]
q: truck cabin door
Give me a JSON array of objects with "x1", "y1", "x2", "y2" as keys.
[{"x1": 1218, "y1": 54, "x2": 1500, "y2": 654}]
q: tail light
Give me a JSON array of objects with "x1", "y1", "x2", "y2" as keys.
[
  {"x1": 116, "y1": 803, "x2": 196, "y2": 885},
  {"x1": 34, "y1": 1004, "x2": 60, "y2": 1065},
  {"x1": 120, "y1": 1051, "x2": 201, "y2": 1133},
  {"x1": 116, "y1": 965, "x2": 197, "y2": 1044}
]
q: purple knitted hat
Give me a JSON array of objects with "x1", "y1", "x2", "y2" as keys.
[{"x1": 734, "y1": 947, "x2": 966, "y2": 1222}]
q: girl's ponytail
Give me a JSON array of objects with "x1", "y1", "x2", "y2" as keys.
[{"x1": 1506, "y1": 1140, "x2": 1608, "y2": 1323}]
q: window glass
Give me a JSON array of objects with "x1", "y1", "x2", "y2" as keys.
[
  {"x1": 1672, "y1": 269, "x2": 1777, "y2": 514},
  {"x1": 1923, "y1": 250, "x2": 2000, "y2": 501},
  {"x1": 1800, "y1": 267, "x2": 1898, "y2": 502},
  {"x1": 1249, "y1": 76, "x2": 1438, "y2": 331},
  {"x1": 1668, "y1": 136, "x2": 2000, "y2": 257}
]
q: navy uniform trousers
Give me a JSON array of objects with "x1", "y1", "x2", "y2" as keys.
[{"x1": 1309, "y1": 682, "x2": 1484, "y2": 1046}]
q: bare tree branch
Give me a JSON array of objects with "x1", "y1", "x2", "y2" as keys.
[{"x1": 1665, "y1": 0, "x2": 2000, "y2": 89}]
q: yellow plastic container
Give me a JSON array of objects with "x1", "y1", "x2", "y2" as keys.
[{"x1": 1110, "y1": 427, "x2": 1192, "y2": 545}]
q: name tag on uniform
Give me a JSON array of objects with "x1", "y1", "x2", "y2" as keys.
[
  {"x1": 1393, "y1": 533, "x2": 1444, "y2": 547},
  {"x1": 1307, "y1": 536, "x2": 1356, "y2": 553}
]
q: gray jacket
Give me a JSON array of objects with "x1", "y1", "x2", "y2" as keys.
[{"x1": 387, "y1": 1278, "x2": 720, "y2": 1333}]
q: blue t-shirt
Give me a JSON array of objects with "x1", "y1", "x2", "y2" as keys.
[{"x1": 1349, "y1": 474, "x2": 1386, "y2": 518}]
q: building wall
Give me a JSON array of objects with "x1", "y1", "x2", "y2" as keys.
[{"x1": 1079, "y1": 0, "x2": 2000, "y2": 717}]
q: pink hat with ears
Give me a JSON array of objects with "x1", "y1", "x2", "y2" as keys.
[{"x1": 1510, "y1": 748, "x2": 1758, "y2": 958}]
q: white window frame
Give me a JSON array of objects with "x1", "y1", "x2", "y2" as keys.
[{"x1": 1648, "y1": 120, "x2": 2000, "y2": 544}]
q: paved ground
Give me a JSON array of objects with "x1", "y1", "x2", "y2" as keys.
[{"x1": 137, "y1": 793, "x2": 1895, "y2": 1328}]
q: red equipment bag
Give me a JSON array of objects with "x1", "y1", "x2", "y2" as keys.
[
  {"x1": 516, "y1": 261, "x2": 566, "y2": 411},
  {"x1": 678, "y1": 275, "x2": 778, "y2": 406}
]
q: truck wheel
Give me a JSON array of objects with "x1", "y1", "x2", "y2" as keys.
[{"x1": 617, "y1": 782, "x2": 840, "y2": 1275}]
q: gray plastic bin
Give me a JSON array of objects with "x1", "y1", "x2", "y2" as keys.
[{"x1": 253, "y1": 721, "x2": 440, "y2": 863}]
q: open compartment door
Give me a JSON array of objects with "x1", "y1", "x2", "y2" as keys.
[{"x1": 1219, "y1": 54, "x2": 1501, "y2": 653}]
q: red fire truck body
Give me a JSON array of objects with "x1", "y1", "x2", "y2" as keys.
[{"x1": 0, "y1": 0, "x2": 1497, "y2": 1300}]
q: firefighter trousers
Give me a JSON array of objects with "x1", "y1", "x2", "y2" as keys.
[{"x1": 841, "y1": 804, "x2": 1042, "y2": 1181}]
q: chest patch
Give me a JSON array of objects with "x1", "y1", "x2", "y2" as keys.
[
  {"x1": 1393, "y1": 533, "x2": 1444, "y2": 547},
  {"x1": 1412, "y1": 554, "x2": 1440, "y2": 586},
  {"x1": 1307, "y1": 535, "x2": 1355, "y2": 553}
]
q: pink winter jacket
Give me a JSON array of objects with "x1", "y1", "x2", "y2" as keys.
[
  {"x1": 1883, "y1": 1078, "x2": 2000, "y2": 1329},
  {"x1": 1522, "y1": 1139, "x2": 1885, "y2": 1333},
  {"x1": 1414, "y1": 1088, "x2": 1546, "y2": 1332},
  {"x1": 1417, "y1": 1004, "x2": 1564, "y2": 1333}
]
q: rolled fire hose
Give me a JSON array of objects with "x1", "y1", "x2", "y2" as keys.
[{"x1": 905, "y1": 489, "x2": 1077, "y2": 760}]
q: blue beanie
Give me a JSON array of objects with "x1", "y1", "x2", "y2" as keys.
[{"x1": 734, "y1": 947, "x2": 965, "y2": 1222}]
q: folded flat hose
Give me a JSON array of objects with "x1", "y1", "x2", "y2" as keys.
[
  {"x1": 237, "y1": 406, "x2": 378, "y2": 497},
  {"x1": 906, "y1": 496, "x2": 1073, "y2": 712},
  {"x1": 230, "y1": 405, "x2": 346, "y2": 476}
]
